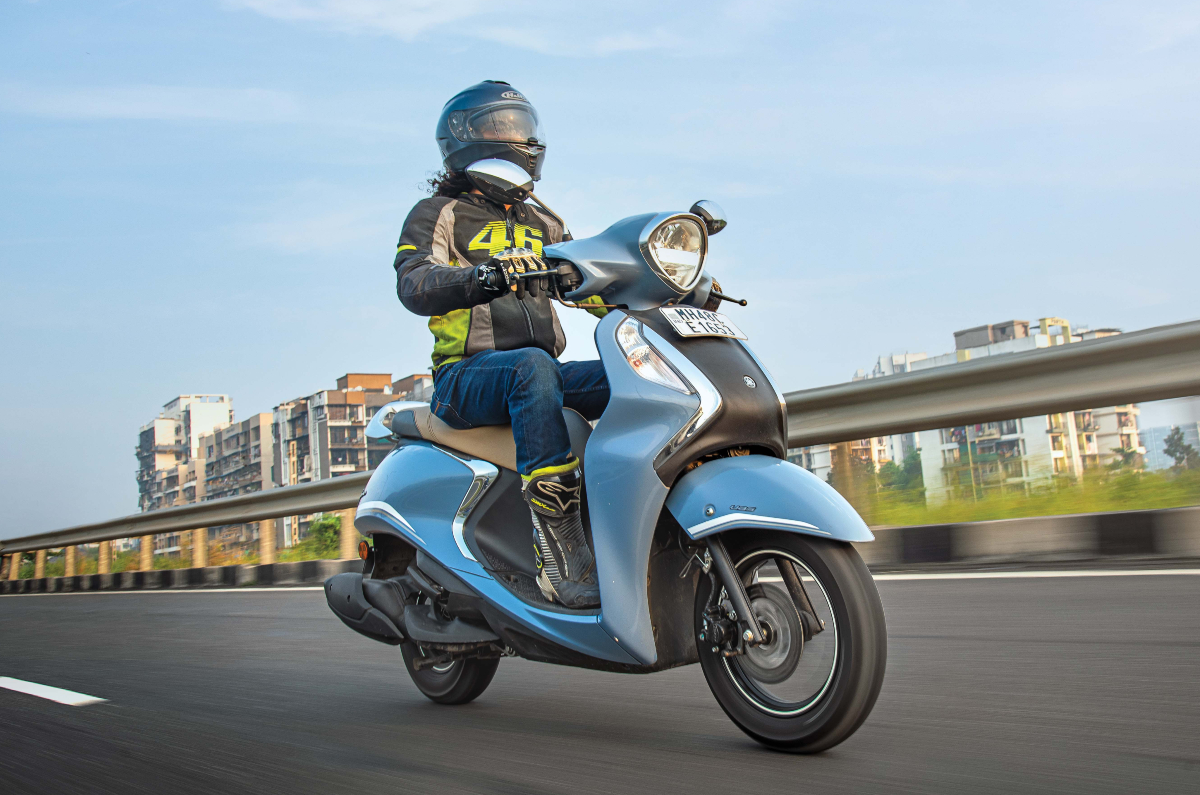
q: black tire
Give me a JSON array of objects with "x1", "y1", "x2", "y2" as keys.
[
  {"x1": 400, "y1": 642, "x2": 500, "y2": 705},
  {"x1": 696, "y1": 531, "x2": 887, "y2": 753}
]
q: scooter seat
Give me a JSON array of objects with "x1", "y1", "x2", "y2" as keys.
[{"x1": 390, "y1": 404, "x2": 591, "y2": 473}]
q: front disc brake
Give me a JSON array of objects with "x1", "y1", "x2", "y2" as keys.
[{"x1": 737, "y1": 584, "x2": 803, "y2": 685}]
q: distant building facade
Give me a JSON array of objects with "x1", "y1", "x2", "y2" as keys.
[
  {"x1": 788, "y1": 317, "x2": 1145, "y2": 504},
  {"x1": 134, "y1": 395, "x2": 233, "y2": 555},
  {"x1": 199, "y1": 413, "x2": 274, "y2": 553},
  {"x1": 272, "y1": 373, "x2": 402, "y2": 547},
  {"x1": 392, "y1": 373, "x2": 434, "y2": 403},
  {"x1": 912, "y1": 318, "x2": 1142, "y2": 502}
]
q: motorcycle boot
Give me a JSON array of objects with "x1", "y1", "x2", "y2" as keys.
[{"x1": 523, "y1": 459, "x2": 600, "y2": 609}]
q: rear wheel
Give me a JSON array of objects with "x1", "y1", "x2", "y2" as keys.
[
  {"x1": 400, "y1": 642, "x2": 500, "y2": 705},
  {"x1": 696, "y1": 531, "x2": 887, "y2": 753}
]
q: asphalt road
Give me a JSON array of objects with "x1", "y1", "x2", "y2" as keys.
[{"x1": 2, "y1": 573, "x2": 1199, "y2": 795}]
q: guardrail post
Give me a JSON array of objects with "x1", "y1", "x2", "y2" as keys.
[
  {"x1": 193, "y1": 528, "x2": 208, "y2": 569},
  {"x1": 65, "y1": 545, "x2": 77, "y2": 577},
  {"x1": 140, "y1": 535, "x2": 153, "y2": 571},
  {"x1": 99, "y1": 541, "x2": 111, "y2": 574},
  {"x1": 831, "y1": 441, "x2": 863, "y2": 508},
  {"x1": 35, "y1": 549, "x2": 46, "y2": 579},
  {"x1": 259, "y1": 520, "x2": 275, "y2": 565},
  {"x1": 8, "y1": 553, "x2": 20, "y2": 580},
  {"x1": 338, "y1": 508, "x2": 359, "y2": 560}
]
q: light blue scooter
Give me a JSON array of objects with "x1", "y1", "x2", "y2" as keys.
[{"x1": 325, "y1": 160, "x2": 887, "y2": 753}]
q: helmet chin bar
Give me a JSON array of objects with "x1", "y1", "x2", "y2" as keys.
[{"x1": 465, "y1": 158, "x2": 534, "y2": 205}]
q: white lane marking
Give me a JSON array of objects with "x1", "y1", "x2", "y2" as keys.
[
  {"x1": 873, "y1": 569, "x2": 1200, "y2": 581},
  {"x1": 0, "y1": 677, "x2": 107, "y2": 706},
  {"x1": 760, "y1": 569, "x2": 1200, "y2": 583},
  {"x1": 0, "y1": 587, "x2": 325, "y2": 598}
]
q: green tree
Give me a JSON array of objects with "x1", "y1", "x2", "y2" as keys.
[
  {"x1": 278, "y1": 513, "x2": 342, "y2": 561},
  {"x1": 1163, "y1": 426, "x2": 1199, "y2": 470},
  {"x1": 878, "y1": 449, "x2": 925, "y2": 502},
  {"x1": 308, "y1": 513, "x2": 341, "y2": 557},
  {"x1": 1108, "y1": 446, "x2": 1142, "y2": 471}
]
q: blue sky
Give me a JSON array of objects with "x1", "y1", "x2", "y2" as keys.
[{"x1": 2, "y1": 0, "x2": 1199, "y2": 532}]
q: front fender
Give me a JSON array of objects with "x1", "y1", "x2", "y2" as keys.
[{"x1": 665, "y1": 455, "x2": 874, "y2": 543}]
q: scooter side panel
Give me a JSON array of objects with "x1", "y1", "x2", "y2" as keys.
[
  {"x1": 664, "y1": 454, "x2": 875, "y2": 543},
  {"x1": 357, "y1": 441, "x2": 639, "y2": 665},
  {"x1": 356, "y1": 444, "x2": 484, "y2": 572},
  {"x1": 587, "y1": 311, "x2": 701, "y2": 665}
]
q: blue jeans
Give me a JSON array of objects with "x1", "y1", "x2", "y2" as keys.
[{"x1": 431, "y1": 348, "x2": 610, "y2": 476}]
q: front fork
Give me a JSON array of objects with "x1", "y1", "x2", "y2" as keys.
[{"x1": 699, "y1": 535, "x2": 825, "y2": 658}]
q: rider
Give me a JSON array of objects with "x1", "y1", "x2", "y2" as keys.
[{"x1": 392, "y1": 81, "x2": 607, "y2": 609}]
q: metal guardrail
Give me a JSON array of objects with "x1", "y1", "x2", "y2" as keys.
[
  {"x1": 784, "y1": 319, "x2": 1200, "y2": 446},
  {"x1": 1, "y1": 474, "x2": 367, "y2": 555},
  {"x1": 3, "y1": 319, "x2": 1199, "y2": 557}
]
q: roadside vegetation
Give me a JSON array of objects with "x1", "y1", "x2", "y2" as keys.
[
  {"x1": 831, "y1": 444, "x2": 1200, "y2": 527},
  {"x1": 276, "y1": 513, "x2": 342, "y2": 562}
]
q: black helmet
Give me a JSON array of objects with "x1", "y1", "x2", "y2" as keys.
[{"x1": 436, "y1": 81, "x2": 546, "y2": 182}]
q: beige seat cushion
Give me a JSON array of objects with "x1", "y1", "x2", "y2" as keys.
[{"x1": 396, "y1": 405, "x2": 591, "y2": 473}]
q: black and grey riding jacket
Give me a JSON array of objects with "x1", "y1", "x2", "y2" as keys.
[{"x1": 393, "y1": 192, "x2": 605, "y2": 371}]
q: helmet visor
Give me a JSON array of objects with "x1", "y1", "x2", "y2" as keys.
[{"x1": 449, "y1": 104, "x2": 543, "y2": 145}]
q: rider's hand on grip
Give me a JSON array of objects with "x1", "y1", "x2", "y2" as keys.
[
  {"x1": 477, "y1": 248, "x2": 554, "y2": 300},
  {"x1": 496, "y1": 248, "x2": 551, "y2": 300}
]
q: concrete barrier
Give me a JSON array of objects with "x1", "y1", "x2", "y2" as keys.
[
  {"x1": 0, "y1": 559, "x2": 360, "y2": 594},
  {"x1": 854, "y1": 505, "x2": 1200, "y2": 569}
]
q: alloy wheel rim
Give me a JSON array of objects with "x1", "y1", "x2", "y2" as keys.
[{"x1": 719, "y1": 549, "x2": 840, "y2": 717}]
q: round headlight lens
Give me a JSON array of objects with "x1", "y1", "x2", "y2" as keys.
[{"x1": 647, "y1": 217, "x2": 705, "y2": 292}]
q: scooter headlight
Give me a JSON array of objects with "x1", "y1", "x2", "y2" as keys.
[
  {"x1": 616, "y1": 317, "x2": 691, "y2": 393},
  {"x1": 640, "y1": 214, "x2": 706, "y2": 293}
]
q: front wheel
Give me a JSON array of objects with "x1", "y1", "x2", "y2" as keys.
[
  {"x1": 696, "y1": 531, "x2": 887, "y2": 753},
  {"x1": 400, "y1": 642, "x2": 500, "y2": 705}
]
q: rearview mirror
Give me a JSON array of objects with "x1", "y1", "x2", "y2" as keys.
[
  {"x1": 689, "y1": 200, "x2": 727, "y2": 235},
  {"x1": 465, "y1": 159, "x2": 534, "y2": 205}
]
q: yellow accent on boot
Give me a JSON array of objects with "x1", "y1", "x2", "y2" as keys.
[{"x1": 522, "y1": 456, "x2": 580, "y2": 482}]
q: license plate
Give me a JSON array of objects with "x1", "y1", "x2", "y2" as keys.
[{"x1": 659, "y1": 307, "x2": 747, "y2": 339}]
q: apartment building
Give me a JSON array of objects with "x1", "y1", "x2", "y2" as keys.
[
  {"x1": 789, "y1": 317, "x2": 1144, "y2": 504},
  {"x1": 199, "y1": 413, "x2": 274, "y2": 553},
  {"x1": 202, "y1": 414, "x2": 274, "y2": 499},
  {"x1": 273, "y1": 374, "x2": 397, "y2": 546},
  {"x1": 912, "y1": 318, "x2": 1142, "y2": 502},
  {"x1": 134, "y1": 395, "x2": 233, "y2": 556},
  {"x1": 136, "y1": 394, "x2": 232, "y2": 511},
  {"x1": 392, "y1": 373, "x2": 434, "y2": 403}
]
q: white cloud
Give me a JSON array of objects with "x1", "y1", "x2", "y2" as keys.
[
  {"x1": 222, "y1": 0, "x2": 486, "y2": 41},
  {"x1": 0, "y1": 83, "x2": 302, "y2": 122},
  {"x1": 221, "y1": 0, "x2": 775, "y2": 57}
]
